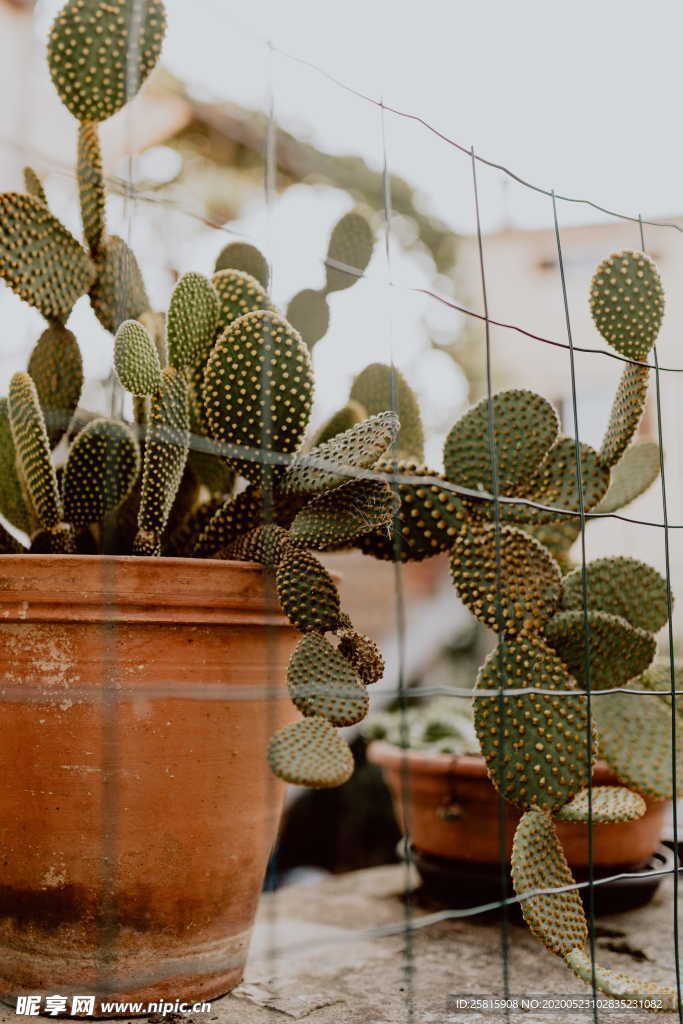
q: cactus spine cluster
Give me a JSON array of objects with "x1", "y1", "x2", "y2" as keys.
[{"x1": 0, "y1": 0, "x2": 676, "y2": 1008}]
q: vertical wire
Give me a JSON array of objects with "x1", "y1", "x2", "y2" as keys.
[
  {"x1": 551, "y1": 193, "x2": 598, "y2": 1023},
  {"x1": 380, "y1": 97, "x2": 414, "y2": 1024},
  {"x1": 470, "y1": 150, "x2": 510, "y2": 1016},
  {"x1": 638, "y1": 216, "x2": 682, "y2": 1020}
]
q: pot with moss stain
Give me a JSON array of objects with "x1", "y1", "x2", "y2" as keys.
[
  {"x1": 0, "y1": 555, "x2": 299, "y2": 1013},
  {"x1": 368, "y1": 742, "x2": 668, "y2": 870}
]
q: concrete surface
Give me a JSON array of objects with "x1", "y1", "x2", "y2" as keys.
[{"x1": 0, "y1": 864, "x2": 681, "y2": 1024}]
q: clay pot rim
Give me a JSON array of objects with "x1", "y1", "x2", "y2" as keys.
[
  {"x1": 0, "y1": 553, "x2": 265, "y2": 570},
  {"x1": 368, "y1": 739, "x2": 617, "y2": 784}
]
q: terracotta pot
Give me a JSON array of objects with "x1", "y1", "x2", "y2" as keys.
[
  {"x1": 368, "y1": 742, "x2": 668, "y2": 869},
  {"x1": 0, "y1": 555, "x2": 300, "y2": 1012}
]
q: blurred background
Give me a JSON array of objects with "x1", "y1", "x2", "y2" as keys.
[{"x1": 2, "y1": 0, "x2": 683, "y2": 882}]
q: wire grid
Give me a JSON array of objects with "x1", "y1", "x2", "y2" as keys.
[{"x1": 2, "y1": 8, "x2": 683, "y2": 1022}]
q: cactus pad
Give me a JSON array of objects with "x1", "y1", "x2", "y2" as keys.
[
  {"x1": 350, "y1": 363, "x2": 425, "y2": 461},
  {"x1": 599, "y1": 362, "x2": 649, "y2": 468},
  {"x1": 474, "y1": 632, "x2": 594, "y2": 811},
  {"x1": 0, "y1": 399, "x2": 31, "y2": 534},
  {"x1": 285, "y1": 289, "x2": 330, "y2": 349},
  {"x1": 451, "y1": 522, "x2": 561, "y2": 634},
  {"x1": 565, "y1": 948, "x2": 677, "y2": 1010},
  {"x1": 23, "y1": 167, "x2": 47, "y2": 206},
  {"x1": 222, "y1": 523, "x2": 291, "y2": 566},
  {"x1": 546, "y1": 609, "x2": 656, "y2": 690},
  {"x1": 136, "y1": 366, "x2": 189, "y2": 555},
  {"x1": 358, "y1": 461, "x2": 466, "y2": 562},
  {"x1": 114, "y1": 320, "x2": 162, "y2": 396},
  {"x1": 337, "y1": 629, "x2": 384, "y2": 684},
  {"x1": 595, "y1": 441, "x2": 660, "y2": 514},
  {"x1": 0, "y1": 193, "x2": 94, "y2": 321},
  {"x1": 267, "y1": 717, "x2": 354, "y2": 788},
  {"x1": 511, "y1": 809, "x2": 587, "y2": 956},
  {"x1": 167, "y1": 272, "x2": 219, "y2": 371},
  {"x1": 28, "y1": 325, "x2": 83, "y2": 447},
  {"x1": 203, "y1": 310, "x2": 313, "y2": 484},
  {"x1": 8, "y1": 372, "x2": 62, "y2": 530},
  {"x1": 515, "y1": 438, "x2": 610, "y2": 526},
  {"x1": 63, "y1": 417, "x2": 140, "y2": 525},
  {"x1": 560, "y1": 556, "x2": 669, "y2": 633},
  {"x1": 325, "y1": 210, "x2": 374, "y2": 293},
  {"x1": 289, "y1": 478, "x2": 398, "y2": 550},
  {"x1": 211, "y1": 269, "x2": 273, "y2": 336},
  {"x1": 555, "y1": 786, "x2": 646, "y2": 823},
  {"x1": 525, "y1": 519, "x2": 580, "y2": 574},
  {"x1": 47, "y1": 0, "x2": 167, "y2": 123},
  {"x1": 590, "y1": 250, "x2": 664, "y2": 360},
  {"x1": 214, "y1": 241, "x2": 269, "y2": 289},
  {"x1": 192, "y1": 486, "x2": 263, "y2": 558},
  {"x1": 312, "y1": 401, "x2": 365, "y2": 447},
  {"x1": 90, "y1": 235, "x2": 149, "y2": 334},
  {"x1": 287, "y1": 633, "x2": 369, "y2": 726},
  {"x1": 282, "y1": 411, "x2": 399, "y2": 497},
  {"x1": 77, "y1": 122, "x2": 106, "y2": 256},
  {"x1": 443, "y1": 389, "x2": 558, "y2": 497},
  {"x1": 276, "y1": 549, "x2": 341, "y2": 632},
  {"x1": 593, "y1": 689, "x2": 683, "y2": 800}
]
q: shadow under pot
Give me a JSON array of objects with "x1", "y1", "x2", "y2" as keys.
[{"x1": 367, "y1": 741, "x2": 669, "y2": 916}]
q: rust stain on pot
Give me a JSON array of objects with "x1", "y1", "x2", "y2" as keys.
[{"x1": 0, "y1": 883, "x2": 89, "y2": 928}]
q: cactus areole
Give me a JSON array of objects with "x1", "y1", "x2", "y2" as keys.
[{"x1": 0, "y1": 0, "x2": 676, "y2": 1012}]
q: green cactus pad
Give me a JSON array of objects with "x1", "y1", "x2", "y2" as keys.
[
  {"x1": 90, "y1": 235, "x2": 149, "y2": 334},
  {"x1": 211, "y1": 269, "x2": 273, "y2": 336},
  {"x1": 214, "y1": 241, "x2": 269, "y2": 290},
  {"x1": 350, "y1": 363, "x2": 425, "y2": 461},
  {"x1": 136, "y1": 366, "x2": 189, "y2": 555},
  {"x1": 267, "y1": 717, "x2": 354, "y2": 788},
  {"x1": 565, "y1": 948, "x2": 677, "y2": 1010},
  {"x1": 289, "y1": 478, "x2": 398, "y2": 550},
  {"x1": 114, "y1": 320, "x2": 162, "y2": 396},
  {"x1": 555, "y1": 786, "x2": 646, "y2": 823},
  {"x1": 511, "y1": 809, "x2": 587, "y2": 956},
  {"x1": 167, "y1": 272, "x2": 219, "y2": 371},
  {"x1": 0, "y1": 193, "x2": 95, "y2": 322},
  {"x1": 30, "y1": 521, "x2": 76, "y2": 554},
  {"x1": 357, "y1": 461, "x2": 466, "y2": 562},
  {"x1": 590, "y1": 250, "x2": 664, "y2": 360},
  {"x1": 560, "y1": 556, "x2": 669, "y2": 633},
  {"x1": 512, "y1": 438, "x2": 610, "y2": 526},
  {"x1": 474, "y1": 632, "x2": 594, "y2": 811},
  {"x1": 287, "y1": 633, "x2": 369, "y2": 727},
  {"x1": 451, "y1": 522, "x2": 561, "y2": 634},
  {"x1": 276, "y1": 549, "x2": 341, "y2": 633},
  {"x1": 593, "y1": 689, "x2": 683, "y2": 800},
  {"x1": 0, "y1": 399, "x2": 31, "y2": 534},
  {"x1": 192, "y1": 485, "x2": 263, "y2": 558},
  {"x1": 285, "y1": 289, "x2": 330, "y2": 350},
  {"x1": 325, "y1": 210, "x2": 374, "y2": 293},
  {"x1": 282, "y1": 412, "x2": 399, "y2": 497},
  {"x1": 63, "y1": 417, "x2": 140, "y2": 525},
  {"x1": 599, "y1": 362, "x2": 649, "y2": 468},
  {"x1": 47, "y1": 0, "x2": 167, "y2": 124},
  {"x1": 8, "y1": 372, "x2": 62, "y2": 530},
  {"x1": 594, "y1": 441, "x2": 660, "y2": 514},
  {"x1": 311, "y1": 401, "x2": 365, "y2": 447},
  {"x1": 77, "y1": 122, "x2": 106, "y2": 256},
  {"x1": 525, "y1": 519, "x2": 580, "y2": 574},
  {"x1": 204, "y1": 310, "x2": 313, "y2": 484},
  {"x1": 545, "y1": 609, "x2": 656, "y2": 690},
  {"x1": 443, "y1": 389, "x2": 558, "y2": 497},
  {"x1": 164, "y1": 493, "x2": 224, "y2": 557},
  {"x1": 28, "y1": 324, "x2": 83, "y2": 447},
  {"x1": 222, "y1": 523, "x2": 292, "y2": 566},
  {"x1": 23, "y1": 167, "x2": 47, "y2": 206},
  {"x1": 338, "y1": 629, "x2": 384, "y2": 684}
]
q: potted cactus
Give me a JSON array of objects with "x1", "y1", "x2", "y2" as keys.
[
  {"x1": 0, "y1": 0, "x2": 396, "y2": 1009},
  {"x1": 355, "y1": 251, "x2": 680, "y2": 1010}
]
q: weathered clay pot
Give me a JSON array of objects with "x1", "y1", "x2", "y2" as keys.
[
  {"x1": 0, "y1": 555, "x2": 299, "y2": 1011},
  {"x1": 368, "y1": 742, "x2": 668, "y2": 869}
]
